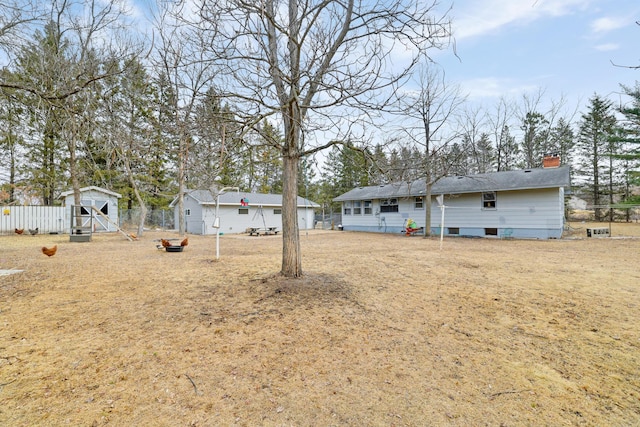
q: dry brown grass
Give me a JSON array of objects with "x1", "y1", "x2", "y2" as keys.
[{"x1": 1, "y1": 222, "x2": 639, "y2": 426}]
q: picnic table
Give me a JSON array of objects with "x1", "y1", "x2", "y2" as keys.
[{"x1": 248, "y1": 226, "x2": 279, "y2": 236}]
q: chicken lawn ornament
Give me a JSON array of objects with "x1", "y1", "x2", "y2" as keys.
[{"x1": 405, "y1": 218, "x2": 420, "y2": 236}]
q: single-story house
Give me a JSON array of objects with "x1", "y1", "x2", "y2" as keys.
[
  {"x1": 333, "y1": 165, "x2": 571, "y2": 239},
  {"x1": 59, "y1": 186, "x2": 122, "y2": 232},
  {"x1": 170, "y1": 190, "x2": 319, "y2": 235}
]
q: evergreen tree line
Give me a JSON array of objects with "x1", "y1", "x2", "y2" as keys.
[
  {"x1": 315, "y1": 87, "x2": 640, "y2": 221},
  {"x1": 0, "y1": 37, "x2": 291, "y2": 212},
  {"x1": 1, "y1": 4, "x2": 639, "y2": 225},
  {"x1": 0, "y1": 31, "x2": 288, "y2": 210}
]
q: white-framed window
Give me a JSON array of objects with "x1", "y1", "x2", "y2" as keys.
[
  {"x1": 343, "y1": 201, "x2": 352, "y2": 215},
  {"x1": 273, "y1": 209, "x2": 282, "y2": 215},
  {"x1": 380, "y1": 198, "x2": 399, "y2": 213},
  {"x1": 482, "y1": 192, "x2": 497, "y2": 209},
  {"x1": 353, "y1": 201, "x2": 362, "y2": 215},
  {"x1": 238, "y1": 208, "x2": 249, "y2": 214},
  {"x1": 185, "y1": 208, "x2": 191, "y2": 216},
  {"x1": 414, "y1": 197, "x2": 424, "y2": 209},
  {"x1": 364, "y1": 200, "x2": 372, "y2": 215}
]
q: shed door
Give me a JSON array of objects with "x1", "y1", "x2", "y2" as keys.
[
  {"x1": 76, "y1": 200, "x2": 93, "y2": 229},
  {"x1": 92, "y1": 200, "x2": 109, "y2": 231}
]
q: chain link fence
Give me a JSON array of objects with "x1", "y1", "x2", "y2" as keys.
[
  {"x1": 120, "y1": 209, "x2": 346, "y2": 232},
  {"x1": 315, "y1": 213, "x2": 342, "y2": 230},
  {"x1": 119, "y1": 208, "x2": 175, "y2": 231}
]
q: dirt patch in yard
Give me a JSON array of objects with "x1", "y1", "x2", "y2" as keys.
[{"x1": 1, "y1": 222, "x2": 639, "y2": 426}]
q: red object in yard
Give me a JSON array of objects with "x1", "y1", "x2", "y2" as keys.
[{"x1": 405, "y1": 227, "x2": 422, "y2": 236}]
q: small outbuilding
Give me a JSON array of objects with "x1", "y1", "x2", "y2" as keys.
[
  {"x1": 170, "y1": 190, "x2": 319, "y2": 235},
  {"x1": 334, "y1": 165, "x2": 571, "y2": 239},
  {"x1": 60, "y1": 186, "x2": 122, "y2": 233}
]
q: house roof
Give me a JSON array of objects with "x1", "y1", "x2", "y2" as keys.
[
  {"x1": 333, "y1": 166, "x2": 571, "y2": 201},
  {"x1": 59, "y1": 186, "x2": 122, "y2": 198},
  {"x1": 171, "y1": 190, "x2": 319, "y2": 208}
]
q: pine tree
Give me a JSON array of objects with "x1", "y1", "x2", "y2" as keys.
[
  {"x1": 549, "y1": 117, "x2": 575, "y2": 170},
  {"x1": 320, "y1": 145, "x2": 371, "y2": 212},
  {"x1": 0, "y1": 85, "x2": 25, "y2": 203},
  {"x1": 253, "y1": 121, "x2": 284, "y2": 193},
  {"x1": 191, "y1": 88, "x2": 242, "y2": 190},
  {"x1": 497, "y1": 125, "x2": 520, "y2": 171},
  {"x1": 95, "y1": 58, "x2": 159, "y2": 234},
  {"x1": 520, "y1": 111, "x2": 549, "y2": 168},
  {"x1": 369, "y1": 144, "x2": 389, "y2": 185},
  {"x1": 474, "y1": 133, "x2": 496, "y2": 173},
  {"x1": 12, "y1": 21, "x2": 70, "y2": 205},
  {"x1": 577, "y1": 94, "x2": 617, "y2": 221},
  {"x1": 613, "y1": 82, "x2": 640, "y2": 208}
]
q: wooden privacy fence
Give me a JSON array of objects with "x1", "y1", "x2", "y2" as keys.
[{"x1": 0, "y1": 206, "x2": 66, "y2": 235}]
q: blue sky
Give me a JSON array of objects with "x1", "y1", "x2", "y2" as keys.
[
  {"x1": 125, "y1": 0, "x2": 638, "y2": 118},
  {"x1": 434, "y1": 0, "x2": 640, "y2": 110}
]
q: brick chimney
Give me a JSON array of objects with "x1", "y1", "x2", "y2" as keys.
[{"x1": 543, "y1": 153, "x2": 561, "y2": 168}]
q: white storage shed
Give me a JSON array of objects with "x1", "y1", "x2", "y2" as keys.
[
  {"x1": 170, "y1": 190, "x2": 319, "y2": 235},
  {"x1": 60, "y1": 186, "x2": 122, "y2": 233}
]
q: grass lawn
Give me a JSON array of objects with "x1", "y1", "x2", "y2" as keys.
[{"x1": 1, "y1": 222, "x2": 639, "y2": 426}]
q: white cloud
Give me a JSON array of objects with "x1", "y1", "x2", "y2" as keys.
[
  {"x1": 459, "y1": 77, "x2": 539, "y2": 100},
  {"x1": 593, "y1": 43, "x2": 619, "y2": 51},
  {"x1": 590, "y1": 16, "x2": 629, "y2": 33},
  {"x1": 451, "y1": 0, "x2": 592, "y2": 40}
]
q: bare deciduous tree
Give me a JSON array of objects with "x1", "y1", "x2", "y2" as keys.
[
  {"x1": 516, "y1": 89, "x2": 575, "y2": 168},
  {"x1": 191, "y1": 0, "x2": 453, "y2": 277},
  {"x1": 0, "y1": 0, "x2": 42, "y2": 60},
  {"x1": 487, "y1": 96, "x2": 518, "y2": 171},
  {"x1": 458, "y1": 104, "x2": 491, "y2": 173},
  {"x1": 152, "y1": 2, "x2": 220, "y2": 236},
  {"x1": 611, "y1": 21, "x2": 640, "y2": 70},
  {"x1": 397, "y1": 64, "x2": 466, "y2": 237},
  {"x1": 2, "y1": 0, "x2": 144, "y2": 212},
  {"x1": 99, "y1": 58, "x2": 158, "y2": 237}
]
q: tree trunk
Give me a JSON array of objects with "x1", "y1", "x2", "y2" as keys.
[
  {"x1": 121, "y1": 153, "x2": 147, "y2": 236},
  {"x1": 423, "y1": 182, "x2": 433, "y2": 238},
  {"x1": 177, "y1": 148, "x2": 185, "y2": 236},
  {"x1": 281, "y1": 154, "x2": 302, "y2": 277},
  {"x1": 177, "y1": 132, "x2": 187, "y2": 235},
  {"x1": 7, "y1": 120, "x2": 17, "y2": 203},
  {"x1": 593, "y1": 138, "x2": 601, "y2": 221},
  {"x1": 132, "y1": 185, "x2": 147, "y2": 236},
  {"x1": 609, "y1": 153, "x2": 614, "y2": 222},
  {"x1": 43, "y1": 117, "x2": 56, "y2": 206},
  {"x1": 422, "y1": 110, "x2": 432, "y2": 238},
  {"x1": 68, "y1": 135, "x2": 82, "y2": 228}
]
